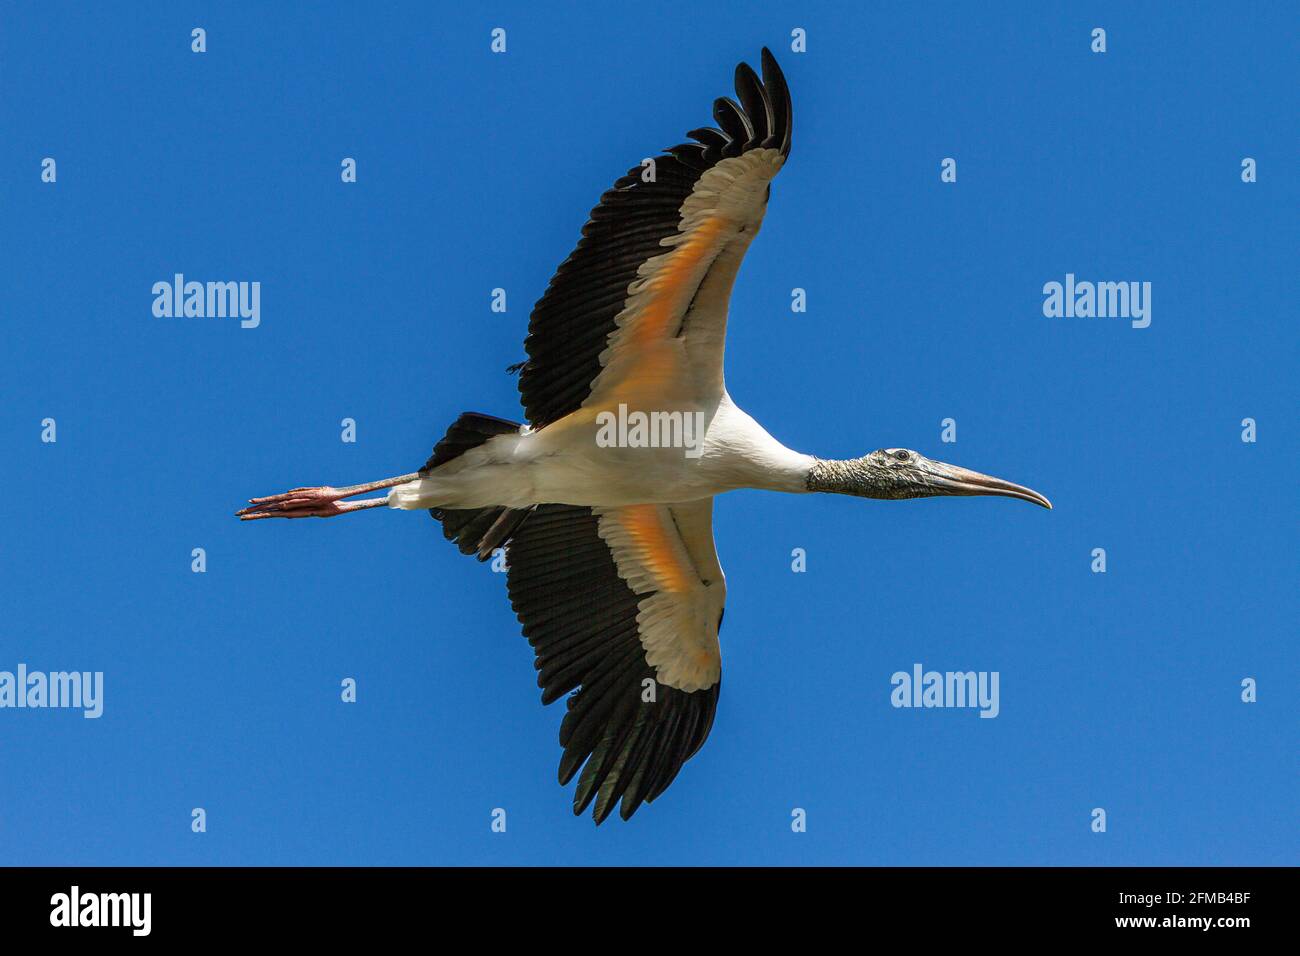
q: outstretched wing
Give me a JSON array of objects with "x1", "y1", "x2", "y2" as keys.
[
  {"x1": 506, "y1": 499, "x2": 726, "y2": 823},
  {"x1": 516, "y1": 48, "x2": 793, "y2": 427}
]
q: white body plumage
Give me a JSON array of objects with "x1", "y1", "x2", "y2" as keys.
[{"x1": 387, "y1": 392, "x2": 814, "y2": 511}]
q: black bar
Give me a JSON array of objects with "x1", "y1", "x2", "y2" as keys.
[{"x1": 0, "y1": 866, "x2": 1283, "y2": 939}]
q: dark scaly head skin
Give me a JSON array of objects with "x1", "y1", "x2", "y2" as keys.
[{"x1": 807, "y1": 449, "x2": 1051, "y2": 509}]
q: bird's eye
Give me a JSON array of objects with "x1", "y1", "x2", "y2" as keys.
[{"x1": 894, "y1": 450, "x2": 910, "y2": 462}]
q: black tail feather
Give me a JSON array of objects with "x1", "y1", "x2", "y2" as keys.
[
  {"x1": 425, "y1": 412, "x2": 533, "y2": 561},
  {"x1": 423, "y1": 412, "x2": 521, "y2": 472}
]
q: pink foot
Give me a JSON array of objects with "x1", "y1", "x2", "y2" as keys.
[
  {"x1": 237, "y1": 487, "x2": 354, "y2": 520},
  {"x1": 236, "y1": 472, "x2": 419, "y2": 521}
]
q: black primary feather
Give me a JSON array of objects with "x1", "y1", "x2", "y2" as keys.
[
  {"x1": 516, "y1": 50, "x2": 793, "y2": 428},
  {"x1": 506, "y1": 505, "x2": 722, "y2": 822}
]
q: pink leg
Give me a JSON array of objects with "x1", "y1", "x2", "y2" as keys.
[{"x1": 236, "y1": 472, "x2": 420, "y2": 520}]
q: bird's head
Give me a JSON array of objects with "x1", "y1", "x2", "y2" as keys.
[{"x1": 807, "y1": 448, "x2": 1051, "y2": 509}]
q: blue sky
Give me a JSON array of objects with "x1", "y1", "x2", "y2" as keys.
[{"x1": 2, "y1": 2, "x2": 1295, "y2": 865}]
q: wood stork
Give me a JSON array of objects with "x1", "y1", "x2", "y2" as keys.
[{"x1": 238, "y1": 49, "x2": 1050, "y2": 823}]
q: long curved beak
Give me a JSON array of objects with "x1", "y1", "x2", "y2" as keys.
[{"x1": 919, "y1": 458, "x2": 1052, "y2": 510}]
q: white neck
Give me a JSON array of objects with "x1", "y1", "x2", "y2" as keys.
[{"x1": 707, "y1": 394, "x2": 815, "y2": 494}]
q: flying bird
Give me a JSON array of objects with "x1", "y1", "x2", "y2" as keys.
[{"x1": 238, "y1": 49, "x2": 1050, "y2": 823}]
